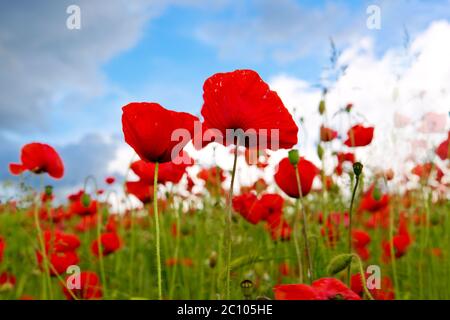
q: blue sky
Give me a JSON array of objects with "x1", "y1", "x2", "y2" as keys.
[{"x1": 1, "y1": 0, "x2": 450, "y2": 193}]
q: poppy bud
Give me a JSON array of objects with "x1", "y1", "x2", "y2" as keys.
[
  {"x1": 345, "y1": 103, "x2": 353, "y2": 113},
  {"x1": 318, "y1": 100, "x2": 326, "y2": 115},
  {"x1": 240, "y1": 279, "x2": 254, "y2": 299},
  {"x1": 44, "y1": 185, "x2": 53, "y2": 197},
  {"x1": 317, "y1": 144, "x2": 324, "y2": 160},
  {"x1": 372, "y1": 186, "x2": 381, "y2": 201},
  {"x1": 353, "y1": 162, "x2": 363, "y2": 176},
  {"x1": 288, "y1": 149, "x2": 299, "y2": 165},
  {"x1": 81, "y1": 193, "x2": 91, "y2": 208},
  {"x1": 327, "y1": 254, "x2": 353, "y2": 275}
]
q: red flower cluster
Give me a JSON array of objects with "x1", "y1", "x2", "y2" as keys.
[
  {"x1": 63, "y1": 271, "x2": 102, "y2": 300},
  {"x1": 91, "y1": 232, "x2": 121, "y2": 257}
]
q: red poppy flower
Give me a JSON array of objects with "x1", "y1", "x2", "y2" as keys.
[
  {"x1": 274, "y1": 157, "x2": 319, "y2": 198},
  {"x1": 129, "y1": 155, "x2": 192, "y2": 185},
  {"x1": 0, "y1": 236, "x2": 4, "y2": 263},
  {"x1": 200, "y1": 70, "x2": 298, "y2": 150},
  {"x1": 274, "y1": 283, "x2": 323, "y2": 300},
  {"x1": 105, "y1": 176, "x2": 115, "y2": 185},
  {"x1": 352, "y1": 229, "x2": 371, "y2": 248},
  {"x1": 320, "y1": 126, "x2": 338, "y2": 142},
  {"x1": 69, "y1": 192, "x2": 98, "y2": 217},
  {"x1": 351, "y1": 273, "x2": 395, "y2": 300},
  {"x1": 412, "y1": 162, "x2": 443, "y2": 182},
  {"x1": 43, "y1": 230, "x2": 80, "y2": 253},
  {"x1": 359, "y1": 184, "x2": 389, "y2": 213},
  {"x1": 436, "y1": 131, "x2": 450, "y2": 160},
  {"x1": 91, "y1": 232, "x2": 121, "y2": 257},
  {"x1": 37, "y1": 250, "x2": 79, "y2": 276},
  {"x1": 122, "y1": 102, "x2": 198, "y2": 163},
  {"x1": 197, "y1": 167, "x2": 226, "y2": 185},
  {"x1": 252, "y1": 193, "x2": 284, "y2": 220},
  {"x1": 9, "y1": 142, "x2": 64, "y2": 179},
  {"x1": 125, "y1": 181, "x2": 154, "y2": 204},
  {"x1": 63, "y1": 271, "x2": 103, "y2": 300},
  {"x1": 266, "y1": 214, "x2": 292, "y2": 241},
  {"x1": 232, "y1": 192, "x2": 258, "y2": 224},
  {"x1": 274, "y1": 278, "x2": 360, "y2": 300},
  {"x1": 74, "y1": 215, "x2": 98, "y2": 233},
  {"x1": 344, "y1": 125, "x2": 374, "y2": 147},
  {"x1": 382, "y1": 234, "x2": 411, "y2": 261},
  {"x1": 0, "y1": 272, "x2": 16, "y2": 289},
  {"x1": 165, "y1": 258, "x2": 194, "y2": 267}
]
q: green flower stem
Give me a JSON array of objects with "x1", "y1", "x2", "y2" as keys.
[
  {"x1": 347, "y1": 169, "x2": 361, "y2": 286},
  {"x1": 293, "y1": 198, "x2": 304, "y2": 283},
  {"x1": 153, "y1": 162, "x2": 163, "y2": 300},
  {"x1": 225, "y1": 149, "x2": 238, "y2": 299},
  {"x1": 294, "y1": 164, "x2": 313, "y2": 283}
]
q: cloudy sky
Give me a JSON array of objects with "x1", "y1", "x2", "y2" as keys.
[{"x1": 1, "y1": 0, "x2": 449, "y2": 198}]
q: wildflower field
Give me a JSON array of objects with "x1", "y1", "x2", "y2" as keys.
[
  {"x1": 0, "y1": 68, "x2": 449, "y2": 301},
  {"x1": 1, "y1": 1, "x2": 450, "y2": 303}
]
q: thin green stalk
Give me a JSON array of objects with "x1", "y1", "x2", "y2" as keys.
[
  {"x1": 225, "y1": 149, "x2": 238, "y2": 299},
  {"x1": 294, "y1": 164, "x2": 313, "y2": 283},
  {"x1": 347, "y1": 163, "x2": 362, "y2": 286},
  {"x1": 293, "y1": 199, "x2": 304, "y2": 283},
  {"x1": 153, "y1": 162, "x2": 163, "y2": 300}
]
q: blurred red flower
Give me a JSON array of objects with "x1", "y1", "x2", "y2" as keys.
[
  {"x1": 344, "y1": 125, "x2": 374, "y2": 147},
  {"x1": 274, "y1": 157, "x2": 319, "y2": 198},
  {"x1": 320, "y1": 126, "x2": 338, "y2": 142},
  {"x1": 63, "y1": 271, "x2": 102, "y2": 300},
  {"x1": 0, "y1": 272, "x2": 16, "y2": 289},
  {"x1": 0, "y1": 236, "x2": 4, "y2": 263},
  {"x1": 351, "y1": 273, "x2": 395, "y2": 300},
  {"x1": 436, "y1": 131, "x2": 450, "y2": 160},
  {"x1": 37, "y1": 251, "x2": 79, "y2": 276},
  {"x1": 359, "y1": 184, "x2": 389, "y2": 213},
  {"x1": 9, "y1": 142, "x2": 64, "y2": 179},
  {"x1": 91, "y1": 232, "x2": 122, "y2": 257},
  {"x1": 122, "y1": 102, "x2": 198, "y2": 163},
  {"x1": 105, "y1": 176, "x2": 115, "y2": 185},
  {"x1": 200, "y1": 69, "x2": 298, "y2": 150}
]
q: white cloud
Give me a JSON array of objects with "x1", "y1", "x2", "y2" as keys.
[{"x1": 269, "y1": 20, "x2": 450, "y2": 182}]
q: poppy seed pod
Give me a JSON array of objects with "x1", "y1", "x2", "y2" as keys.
[
  {"x1": 81, "y1": 193, "x2": 91, "y2": 208},
  {"x1": 288, "y1": 149, "x2": 299, "y2": 165},
  {"x1": 318, "y1": 100, "x2": 326, "y2": 115},
  {"x1": 44, "y1": 185, "x2": 53, "y2": 197},
  {"x1": 326, "y1": 254, "x2": 353, "y2": 275},
  {"x1": 240, "y1": 279, "x2": 254, "y2": 298},
  {"x1": 353, "y1": 162, "x2": 363, "y2": 176}
]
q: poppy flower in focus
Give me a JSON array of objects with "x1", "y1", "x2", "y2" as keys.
[
  {"x1": 344, "y1": 125, "x2": 374, "y2": 147},
  {"x1": 122, "y1": 102, "x2": 198, "y2": 163},
  {"x1": 9, "y1": 142, "x2": 64, "y2": 179},
  {"x1": 63, "y1": 271, "x2": 102, "y2": 300},
  {"x1": 274, "y1": 278, "x2": 360, "y2": 300},
  {"x1": 200, "y1": 69, "x2": 298, "y2": 150},
  {"x1": 91, "y1": 232, "x2": 122, "y2": 257},
  {"x1": 105, "y1": 176, "x2": 115, "y2": 185},
  {"x1": 274, "y1": 157, "x2": 319, "y2": 198},
  {"x1": 320, "y1": 126, "x2": 338, "y2": 142},
  {"x1": 436, "y1": 131, "x2": 450, "y2": 160}
]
